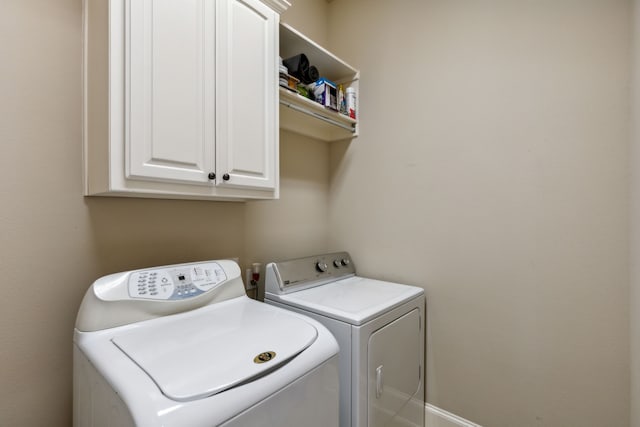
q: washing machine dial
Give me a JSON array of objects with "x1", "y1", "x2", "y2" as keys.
[
  {"x1": 341, "y1": 258, "x2": 351, "y2": 267},
  {"x1": 315, "y1": 261, "x2": 328, "y2": 273},
  {"x1": 333, "y1": 260, "x2": 342, "y2": 268}
]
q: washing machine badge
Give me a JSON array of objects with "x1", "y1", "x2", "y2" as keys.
[{"x1": 253, "y1": 351, "x2": 276, "y2": 364}]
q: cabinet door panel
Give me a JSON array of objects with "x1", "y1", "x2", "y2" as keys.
[
  {"x1": 126, "y1": 0, "x2": 215, "y2": 184},
  {"x1": 217, "y1": 0, "x2": 276, "y2": 190}
]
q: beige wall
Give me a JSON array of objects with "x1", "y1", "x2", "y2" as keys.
[
  {"x1": 245, "y1": 131, "x2": 330, "y2": 300},
  {"x1": 0, "y1": 0, "x2": 328, "y2": 425},
  {"x1": 327, "y1": 1, "x2": 630, "y2": 426},
  {"x1": 632, "y1": 1, "x2": 640, "y2": 426}
]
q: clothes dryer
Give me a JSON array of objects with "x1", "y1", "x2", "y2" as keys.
[
  {"x1": 265, "y1": 252, "x2": 425, "y2": 427},
  {"x1": 74, "y1": 260, "x2": 339, "y2": 427}
]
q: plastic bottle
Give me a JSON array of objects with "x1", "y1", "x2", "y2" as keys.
[
  {"x1": 346, "y1": 87, "x2": 356, "y2": 119},
  {"x1": 337, "y1": 85, "x2": 346, "y2": 115}
]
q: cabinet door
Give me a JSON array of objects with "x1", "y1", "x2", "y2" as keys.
[
  {"x1": 216, "y1": 0, "x2": 277, "y2": 190},
  {"x1": 126, "y1": 0, "x2": 215, "y2": 185},
  {"x1": 368, "y1": 309, "x2": 422, "y2": 427}
]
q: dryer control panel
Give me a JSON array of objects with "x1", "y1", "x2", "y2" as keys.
[
  {"x1": 128, "y1": 262, "x2": 227, "y2": 300},
  {"x1": 265, "y1": 251, "x2": 356, "y2": 295}
]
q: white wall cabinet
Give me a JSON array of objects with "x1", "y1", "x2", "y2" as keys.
[{"x1": 84, "y1": 0, "x2": 289, "y2": 200}]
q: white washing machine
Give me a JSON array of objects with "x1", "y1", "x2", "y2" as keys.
[
  {"x1": 73, "y1": 259, "x2": 339, "y2": 427},
  {"x1": 265, "y1": 252, "x2": 425, "y2": 427}
]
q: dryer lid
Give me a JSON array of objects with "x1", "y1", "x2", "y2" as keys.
[
  {"x1": 268, "y1": 276, "x2": 424, "y2": 325},
  {"x1": 111, "y1": 299, "x2": 318, "y2": 402}
]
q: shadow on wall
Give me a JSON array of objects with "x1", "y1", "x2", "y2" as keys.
[
  {"x1": 328, "y1": 138, "x2": 351, "y2": 194},
  {"x1": 84, "y1": 196, "x2": 246, "y2": 276}
]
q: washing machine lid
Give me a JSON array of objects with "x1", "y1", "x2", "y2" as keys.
[
  {"x1": 268, "y1": 276, "x2": 424, "y2": 325},
  {"x1": 111, "y1": 299, "x2": 318, "y2": 402}
]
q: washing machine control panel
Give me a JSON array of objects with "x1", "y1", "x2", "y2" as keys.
[{"x1": 127, "y1": 262, "x2": 227, "y2": 300}]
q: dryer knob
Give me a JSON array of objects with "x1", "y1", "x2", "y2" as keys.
[
  {"x1": 315, "y1": 262, "x2": 328, "y2": 273},
  {"x1": 333, "y1": 260, "x2": 342, "y2": 268},
  {"x1": 341, "y1": 258, "x2": 351, "y2": 267}
]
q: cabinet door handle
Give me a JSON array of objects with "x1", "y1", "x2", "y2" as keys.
[
  {"x1": 222, "y1": 173, "x2": 230, "y2": 181},
  {"x1": 208, "y1": 172, "x2": 216, "y2": 180}
]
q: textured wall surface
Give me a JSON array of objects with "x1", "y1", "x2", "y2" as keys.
[{"x1": 327, "y1": 1, "x2": 630, "y2": 426}]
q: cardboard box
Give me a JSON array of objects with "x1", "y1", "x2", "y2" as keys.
[{"x1": 313, "y1": 78, "x2": 338, "y2": 110}]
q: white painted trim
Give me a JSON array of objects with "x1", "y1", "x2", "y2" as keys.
[
  {"x1": 425, "y1": 403, "x2": 482, "y2": 427},
  {"x1": 259, "y1": 0, "x2": 290, "y2": 14},
  {"x1": 81, "y1": 0, "x2": 88, "y2": 195}
]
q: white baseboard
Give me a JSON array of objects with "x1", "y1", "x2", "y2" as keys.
[{"x1": 425, "y1": 403, "x2": 482, "y2": 427}]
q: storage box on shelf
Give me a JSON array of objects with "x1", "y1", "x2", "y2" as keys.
[{"x1": 279, "y1": 23, "x2": 359, "y2": 142}]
